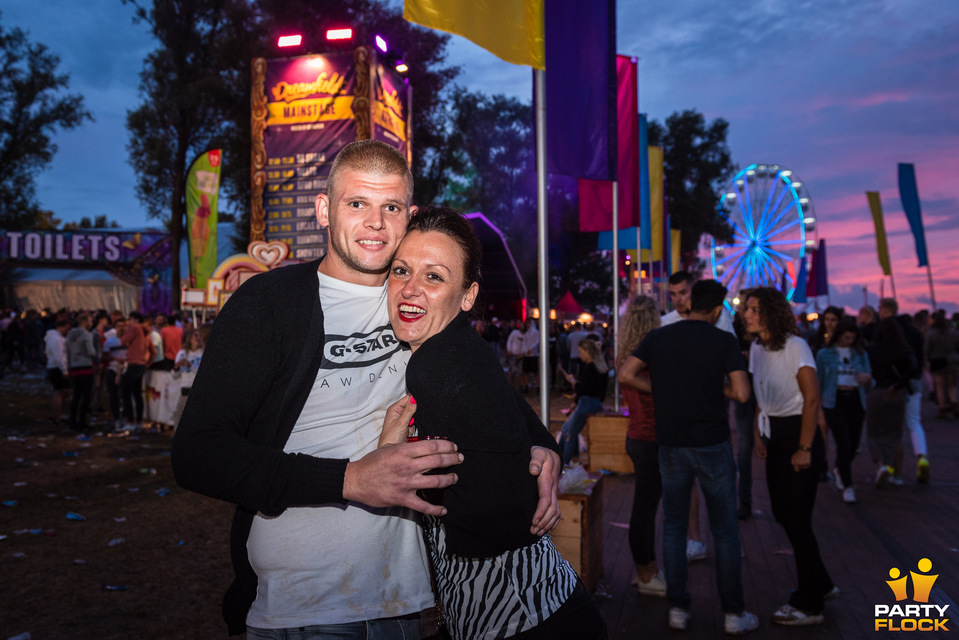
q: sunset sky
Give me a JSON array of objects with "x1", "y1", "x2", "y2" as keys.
[{"x1": 4, "y1": 0, "x2": 958, "y2": 313}]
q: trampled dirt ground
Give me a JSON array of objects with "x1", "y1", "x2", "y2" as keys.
[{"x1": 1, "y1": 370, "x2": 234, "y2": 639}]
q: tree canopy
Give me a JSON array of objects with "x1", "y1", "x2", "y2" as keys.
[
  {"x1": 0, "y1": 13, "x2": 91, "y2": 230},
  {"x1": 125, "y1": 0, "x2": 259, "y2": 305},
  {"x1": 648, "y1": 109, "x2": 735, "y2": 269}
]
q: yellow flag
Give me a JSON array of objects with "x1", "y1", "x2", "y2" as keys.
[
  {"x1": 866, "y1": 191, "x2": 892, "y2": 276},
  {"x1": 641, "y1": 146, "x2": 664, "y2": 262},
  {"x1": 404, "y1": 0, "x2": 545, "y2": 69}
]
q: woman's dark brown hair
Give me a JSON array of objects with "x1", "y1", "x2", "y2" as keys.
[
  {"x1": 828, "y1": 318, "x2": 864, "y2": 353},
  {"x1": 744, "y1": 286, "x2": 798, "y2": 351},
  {"x1": 406, "y1": 205, "x2": 482, "y2": 290}
]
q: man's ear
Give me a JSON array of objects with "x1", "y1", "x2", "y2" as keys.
[
  {"x1": 315, "y1": 193, "x2": 330, "y2": 228},
  {"x1": 709, "y1": 306, "x2": 723, "y2": 325}
]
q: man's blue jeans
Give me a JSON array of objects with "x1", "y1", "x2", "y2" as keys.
[
  {"x1": 734, "y1": 395, "x2": 756, "y2": 509},
  {"x1": 658, "y1": 440, "x2": 745, "y2": 613}
]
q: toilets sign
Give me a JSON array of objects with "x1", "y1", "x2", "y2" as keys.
[
  {"x1": 0, "y1": 229, "x2": 168, "y2": 266},
  {"x1": 0, "y1": 229, "x2": 175, "y2": 315}
]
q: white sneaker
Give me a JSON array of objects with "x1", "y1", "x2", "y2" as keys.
[
  {"x1": 669, "y1": 607, "x2": 691, "y2": 631},
  {"x1": 824, "y1": 585, "x2": 841, "y2": 601},
  {"x1": 686, "y1": 539, "x2": 707, "y2": 561},
  {"x1": 842, "y1": 487, "x2": 857, "y2": 503},
  {"x1": 637, "y1": 571, "x2": 667, "y2": 597},
  {"x1": 832, "y1": 467, "x2": 844, "y2": 490},
  {"x1": 771, "y1": 604, "x2": 824, "y2": 626},
  {"x1": 888, "y1": 475, "x2": 905, "y2": 486},
  {"x1": 725, "y1": 611, "x2": 759, "y2": 636},
  {"x1": 875, "y1": 465, "x2": 892, "y2": 488}
]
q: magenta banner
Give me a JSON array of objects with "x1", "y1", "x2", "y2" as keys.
[
  {"x1": 577, "y1": 55, "x2": 639, "y2": 232},
  {"x1": 372, "y1": 60, "x2": 410, "y2": 161}
]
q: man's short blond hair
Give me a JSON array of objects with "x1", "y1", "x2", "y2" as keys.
[{"x1": 326, "y1": 139, "x2": 413, "y2": 205}]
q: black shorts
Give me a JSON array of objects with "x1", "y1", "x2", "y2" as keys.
[
  {"x1": 523, "y1": 356, "x2": 540, "y2": 373},
  {"x1": 47, "y1": 368, "x2": 70, "y2": 391}
]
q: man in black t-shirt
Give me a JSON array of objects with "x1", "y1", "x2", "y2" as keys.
[{"x1": 619, "y1": 280, "x2": 757, "y2": 635}]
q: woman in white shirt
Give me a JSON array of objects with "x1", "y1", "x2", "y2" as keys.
[
  {"x1": 171, "y1": 330, "x2": 204, "y2": 429},
  {"x1": 742, "y1": 287, "x2": 835, "y2": 627}
]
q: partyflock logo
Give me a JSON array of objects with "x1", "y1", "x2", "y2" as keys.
[{"x1": 875, "y1": 558, "x2": 949, "y2": 631}]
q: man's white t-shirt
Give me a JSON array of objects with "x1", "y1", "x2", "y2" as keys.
[
  {"x1": 246, "y1": 272, "x2": 432, "y2": 629},
  {"x1": 661, "y1": 307, "x2": 736, "y2": 336},
  {"x1": 749, "y1": 335, "x2": 816, "y2": 435},
  {"x1": 522, "y1": 325, "x2": 540, "y2": 356}
]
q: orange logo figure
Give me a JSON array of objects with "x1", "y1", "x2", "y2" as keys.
[
  {"x1": 910, "y1": 558, "x2": 939, "y2": 603},
  {"x1": 886, "y1": 567, "x2": 909, "y2": 601},
  {"x1": 886, "y1": 558, "x2": 939, "y2": 603}
]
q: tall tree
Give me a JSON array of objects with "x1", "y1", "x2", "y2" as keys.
[
  {"x1": 648, "y1": 109, "x2": 735, "y2": 269},
  {"x1": 125, "y1": 0, "x2": 259, "y2": 308},
  {"x1": 0, "y1": 14, "x2": 91, "y2": 229},
  {"x1": 437, "y1": 90, "x2": 540, "y2": 292},
  {"x1": 443, "y1": 91, "x2": 535, "y2": 225},
  {"x1": 62, "y1": 215, "x2": 121, "y2": 230}
]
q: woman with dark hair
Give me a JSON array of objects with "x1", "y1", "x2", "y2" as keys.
[
  {"x1": 816, "y1": 319, "x2": 873, "y2": 503},
  {"x1": 381, "y1": 206, "x2": 607, "y2": 640},
  {"x1": 807, "y1": 306, "x2": 844, "y2": 355},
  {"x1": 617, "y1": 295, "x2": 665, "y2": 597},
  {"x1": 925, "y1": 311, "x2": 958, "y2": 418},
  {"x1": 866, "y1": 317, "x2": 917, "y2": 486},
  {"x1": 743, "y1": 287, "x2": 835, "y2": 626}
]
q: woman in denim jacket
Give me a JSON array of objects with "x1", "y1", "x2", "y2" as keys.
[{"x1": 815, "y1": 319, "x2": 873, "y2": 503}]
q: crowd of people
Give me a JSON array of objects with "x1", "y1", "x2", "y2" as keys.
[
  {"x1": 0, "y1": 307, "x2": 207, "y2": 433},
  {"x1": 612, "y1": 271, "x2": 957, "y2": 633},
  {"x1": 3, "y1": 137, "x2": 957, "y2": 638}
]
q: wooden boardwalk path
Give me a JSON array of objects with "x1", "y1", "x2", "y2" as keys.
[{"x1": 542, "y1": 393, "x2": 958, "y2": 639}]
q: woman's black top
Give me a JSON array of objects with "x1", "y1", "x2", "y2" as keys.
[
  {"x1": 574, "y1": 361, "x2": 608, "y2": 402},
  {"x1": 406, "y1": 311, "x2": 560, "y2": 558}
]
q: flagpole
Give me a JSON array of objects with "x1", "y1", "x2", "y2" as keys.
[
  {"x1": 926, "y1": 264, "x2": 937, "y2": 310},
  {"x1": 534, "y1": 69, "x2": 550, "y2": 425},
  {"x1": 889, "y1": 275, "x2": 896, "y2": 301},
  {"x1": 612, "y1": 182, "x2": 620, "y2": 412}
]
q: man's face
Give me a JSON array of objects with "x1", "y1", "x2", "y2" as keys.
[
  {"x1": 315, "y1": 167, "x2": 413, "y2": 285},
  {"x1": 669, "y1": 281, "x2": 692, "y2": 315}
]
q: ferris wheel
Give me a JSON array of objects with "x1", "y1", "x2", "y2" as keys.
[{"x1": 709, "y1": 163, "x2": 817, "y2": 305}]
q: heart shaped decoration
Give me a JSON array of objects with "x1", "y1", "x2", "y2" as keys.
[{"x1": 248, "y1": 240, "x2": 290, "y2": 269}]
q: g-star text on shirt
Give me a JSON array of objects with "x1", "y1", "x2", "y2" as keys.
[{"x1": 321, "y1": 325, "x2": 405, "y2": 369}]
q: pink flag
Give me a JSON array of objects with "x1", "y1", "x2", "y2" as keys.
[{"x1": 578, "y1": 55, "x2": 638, "y2": 232}]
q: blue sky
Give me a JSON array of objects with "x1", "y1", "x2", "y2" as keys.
[{"x1": 4, "y1": 0, "x2": 959, "y2": 312}]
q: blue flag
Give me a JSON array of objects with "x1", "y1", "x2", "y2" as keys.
[
  {"x1": 639, "y1": 114, "x2": 651, "y2": 250},
  {"x1": 793, "y1": 255, "x2": 808, "y2": 303},
  {"x1": 897, "y1": 163, "x2": 928, "y2": 267}
]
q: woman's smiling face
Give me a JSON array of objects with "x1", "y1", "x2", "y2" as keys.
[{"x1": 387, "y1": 230, "x2": 478, "y2": 352}]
